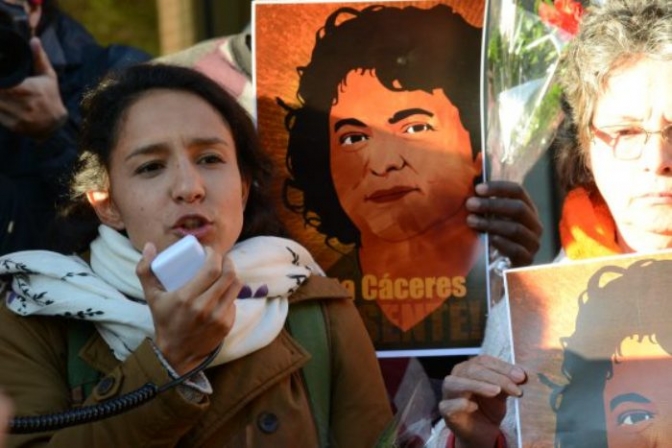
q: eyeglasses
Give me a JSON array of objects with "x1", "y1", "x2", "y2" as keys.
[{"x1": 590, "y1": 123, "x2": 672, "y2": 160}]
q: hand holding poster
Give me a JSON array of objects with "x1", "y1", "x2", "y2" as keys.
[{"x1": 506, "y1": 251, "x2": 672, "y2": 447}]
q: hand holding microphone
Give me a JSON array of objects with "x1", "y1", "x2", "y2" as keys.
[{"x1": 137, "y1": 236, "x2": 241, "y2": 375}]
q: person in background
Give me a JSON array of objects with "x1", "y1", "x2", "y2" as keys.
[
  {"x1": 436, "y1": 0, "x2": 672, "y2": 446},
  {"x1": 152, "y1": 32, "x2": 254, "y2": 118},
  {"x1": 0, "y1": 0, "x2": 149, "y2": 254}
]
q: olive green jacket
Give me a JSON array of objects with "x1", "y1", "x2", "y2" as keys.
[{"x1": 0, "y1": 276, "x2": 392, "y2": 447}]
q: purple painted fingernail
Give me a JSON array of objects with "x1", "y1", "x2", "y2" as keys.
[{"x1": 238, "y1": 285, "x2": 252, "y2": 299}]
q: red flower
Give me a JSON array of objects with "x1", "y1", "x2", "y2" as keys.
[{"x1": 538, "y1": 0, "x2": 584, "y2": 36}]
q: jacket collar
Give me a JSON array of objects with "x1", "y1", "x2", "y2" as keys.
[{"x1": 288, "y1": 275, "x2": 350, "y2": 305}]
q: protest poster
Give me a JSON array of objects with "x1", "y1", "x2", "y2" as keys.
[
  {"x1": 505, "y1": 250, "x2": 672, "y2": 447},
  {"x1": 253, "y1": 0, "x2": 488, "y2": 356}
]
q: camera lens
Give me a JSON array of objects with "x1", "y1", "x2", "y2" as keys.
[
  {"x1": 0, "y1": 1, "x2": 33, "y2": 89},
  {"x1": 0, "y1": 26, "x2": 32, "y2": 88}
]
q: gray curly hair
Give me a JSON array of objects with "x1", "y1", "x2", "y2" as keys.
[{"x1": 556, "y1": 0, "x2": 672, "y2": 190}]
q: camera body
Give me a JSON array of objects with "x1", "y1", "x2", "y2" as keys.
[{"x1": 0, "y1": 1, "x2": 33, "y2": 88}]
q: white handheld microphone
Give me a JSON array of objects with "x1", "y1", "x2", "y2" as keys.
[{"x1": 150, "y1": 235, "x2": 206, "y2": 292}]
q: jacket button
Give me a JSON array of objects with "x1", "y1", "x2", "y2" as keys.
[
  {"x1": 96, "y1": 376, "x2": 116, "y2": 395},
  {"x1": 257, "y1": 412, "x2": 279, "y2": 434}
]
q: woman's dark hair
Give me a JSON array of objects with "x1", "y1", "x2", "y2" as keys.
[
  {"x1": 54, "y1": 63, "x2": 284, "y2": 253},
  {"x1": 281, "y1": 4, "x2": 482, "y2": 247},
  {"x1": 551, "y1": 259, "x2": 672, "y2": 447}
]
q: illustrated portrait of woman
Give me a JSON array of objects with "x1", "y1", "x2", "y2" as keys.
[
  {"x1": 551, "y1": 259, "x2": 672, "y2": 447},
  {"x1": 257, "y1": 0, "x2": 487, "y2": 353}
]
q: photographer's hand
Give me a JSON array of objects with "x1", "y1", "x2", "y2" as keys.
[
  {"x1": 0, "y1": 37, "x2": 67, "y2": 139},
  {"x1": 137, "y1": 243, "x2": 240, "y2": 376}
]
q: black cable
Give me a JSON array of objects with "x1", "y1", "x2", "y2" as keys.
[{"x1": 9, "y1": 344, "x2": 222, "y2": 434}]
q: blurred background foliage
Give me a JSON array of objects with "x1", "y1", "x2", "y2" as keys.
[
  {"x1": 57, "y1": 0, "x2": 252, "y2": 58},
  {"x1": 59, "y1": 0, "x2": 160, "y2": 56}
]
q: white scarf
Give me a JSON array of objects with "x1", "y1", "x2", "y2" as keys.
[{"x1": 0, "y1": 226, "x2": 323, "y2": 366}]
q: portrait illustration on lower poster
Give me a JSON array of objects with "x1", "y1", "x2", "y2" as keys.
[{"x1": 506, "y1": 251, "x2": 672, "y2": 447}]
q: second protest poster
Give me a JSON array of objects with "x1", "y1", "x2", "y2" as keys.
[{"x1": 506, "y1": 250, "x2": 672, "y2": 447}]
